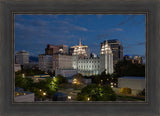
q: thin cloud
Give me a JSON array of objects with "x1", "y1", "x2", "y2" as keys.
[
  {"x1": 96, "y1": 28, "x2": 123, "y2": 40},
  {"x1": 52, "y1": 20, "x2": 88, "y2": 32},
  {"x1": 129, "y1": 18, "x2": 145, "y2": 27},
  {"x1": 108, "y1": 28, "x2": 124, "y2": 32},
  {"x1": 137, "y1": 42, "x2": 145, "y2": 46},
  {"x1": 30, "y1": 19, "x2": 49, "y2": 27},
  {"x1": 118, "y1": 15, "x2": 136, "y2": 26},
  {"x1": 73, "y1": 26, "x2": 88, "y2": 31},
  {"x1": 97, "y1": 33, "x2": 108, "y2": 40}
]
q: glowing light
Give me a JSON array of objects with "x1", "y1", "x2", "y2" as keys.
[
  {"x1": 39, "y1": 89, "x2": 42, "y2": 92},
  {"x1": 54, "y1": 77, "x2": 57, "y2": 82},
  {"x1": 68, "y1": 96, "x2": 71, "y2": 100},
  {"x1": 111, "y1": 85, "x2": 113, "y2": 88},
  {"x1": 43, "y1": 92, "x2": 46, "y2": 96},
  {"x1": 51, "y1": 81, "x2": 54, "y2": 85},
  {"x1": 87, "y1": 97, "x2": 90, "y2": 101},
  {"x1": 72, "y1": 79, "x2": 77, "y2": 84},
  {"x1": 22, "y1": 74, "x2": 25, "y2": 78}
]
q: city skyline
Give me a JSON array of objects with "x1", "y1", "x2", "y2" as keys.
[{"x1": 15, "y1": 14, "x2": 145, "y2": 58}]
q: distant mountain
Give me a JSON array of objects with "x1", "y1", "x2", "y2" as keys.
[{"x1": 29, "y1": 56, "x2": 38, "y2": 62}]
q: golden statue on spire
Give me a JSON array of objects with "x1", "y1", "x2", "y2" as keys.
[{"x1": 79, "y1": 38, "x2": 82, "y2": 46}]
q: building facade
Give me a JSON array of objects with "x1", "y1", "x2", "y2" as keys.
[
  {"x1": 45, "y1": 44, "x2": 68, "y2": 55},
  {"x1": 14, "y1": 88, "x2": 35, "y2": 102},
  {"x1": 52, "y1": 54, "x2": 73, "y2": 70},
  {"x1": 69, "y1": 39, "x2": 90, "y2": 58},
  {"x1": 38, "y1": 54, "x2": 53, "y2": 72},
  {"x1": 39, "y1": 39, "x2": 114, "y2": 76},
  {"x1": 72, "y1": 40, "x2": 113, "y2": 76},
  {"x1": 16, "y1": 50, "x2": 29, "y2": 65},
  {"x1": 132, "y1": 56, "x2": 143, "y2": 64},
  {"x1": 118, "y1": 76, "x2": 145, "y2": 90},
  {"x1": 14, "y1": 64, "x2": 21, "y2": 72},
  {"x1": 103, "y1": 39, "x2": 123, "y2": 65},
  {"x1": 39, "y1": 54, "x2": 73, "y2": 72},
  {"x1": 55, "y1": 69, "x2": 78, "y2": 78},
  {"x1": 77, "y1": 57, "x2": 101, "y2": 76},
  {"x1": 123, "y1": 55, "x2": 143, "y2": 64}
]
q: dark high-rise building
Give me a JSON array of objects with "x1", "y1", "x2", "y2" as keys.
[
  {"x1": 45, "y1": 44, "x2": 68, "y2": 55},
  {"x1": 101, "y1": 39, "x2": 123, "y2": 65}
]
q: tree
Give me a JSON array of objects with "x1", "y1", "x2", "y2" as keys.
[
  {"x1": 120, "y1": 87, "x2": 132, "y2": 95},
  {"x1": 47, "y1": 70, "x2": 55, "y2": 77},
  {"x1": 77, "y1": 84, "x2": 117, "y2": 101},
  {"x1": 15, "y1": 75, "x2": 58, "y2": 99},
  {"x1": 138, "y1": 89, "x2": 145, "y2": 96},
  {"x1": 92, "y1": 71, "x2": 114, "y2": 86},
  {"x1": 15, "y1": 68, "x2": 46, "y2": 77},
  {"x1": 55, "y1": 75, "x2": 66, "y2": 84},
  {"x1": 15, "y1": 76, "x2": 34, "y2": 91},
  {"x1": 114, "y1": 60, "x2": 145, "y2": 77}
]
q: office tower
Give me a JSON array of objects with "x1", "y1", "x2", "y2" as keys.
[
  {"x1": 16, "y1": 50, "x2": 29, "y2": 65},
  {"x1": 45, "y1": 44, "x2": 68, "y2": 55},
  {"x1": 38, "y1": 54, "x2": 53, "y2": 72}
]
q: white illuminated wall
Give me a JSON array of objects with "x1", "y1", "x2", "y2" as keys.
[{"x1": 72, "y1": 41, "x2": 113, "y2": 76}]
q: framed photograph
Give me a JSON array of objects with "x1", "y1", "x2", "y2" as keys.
[
  {"x1": 14, "y1": 14, "x2": 146, "y2": 103},
  {"x1": 0, "y1": 0, "x2": 160, "y2": 116}
]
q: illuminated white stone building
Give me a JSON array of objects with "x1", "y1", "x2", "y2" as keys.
[
  {"x1": 72, "y1": 40, "x2": 113, "y2": 76},
  {"x1": 77, "y1": 57, "x2": 101, "y2": 76},
  {"x1": 100, "y1": 40, "x2": 114, "y2": 74},
  {"x1": 69, "y1": 39, "x2": 90, "y2": 58}
]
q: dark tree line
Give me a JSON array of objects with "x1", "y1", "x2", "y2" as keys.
[{"x1": 114, "y1": 60, "x2": 145, "y2": 77}]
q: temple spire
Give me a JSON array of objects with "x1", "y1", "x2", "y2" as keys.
[{"x1": 79, "y1": 38, "x2": 82, "y2": 46}]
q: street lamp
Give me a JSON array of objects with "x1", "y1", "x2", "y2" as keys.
[
  {"x1": 22, "y1": 74, "x2": 25, "y2": 78},
  {"x1": 72, "y1": 79, "x2": 77, "y2": 84},
  {"x1": 43, "y1": 92, "x2": 46, "y2": 96},
  {"x1": 68, "y1": 96, "x2": 71, "y2": 100}
]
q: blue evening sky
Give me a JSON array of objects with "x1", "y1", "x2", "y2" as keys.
[{"x1": 15, "y1": 14, "x2": 145, "y2": 58}]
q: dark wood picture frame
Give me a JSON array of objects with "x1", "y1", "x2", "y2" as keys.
[{"x1": 0, "y1": 0, "x2": 159, "y2": 116}]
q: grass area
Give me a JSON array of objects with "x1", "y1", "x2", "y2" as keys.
[{"x1": 117, "y1": 95, "x2": 145, "y2": 101}]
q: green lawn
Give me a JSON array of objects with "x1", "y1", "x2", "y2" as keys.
[{"x1": 117, "y1": 95, "x2": 145, "y2": 101}]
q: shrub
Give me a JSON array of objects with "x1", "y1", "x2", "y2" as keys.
[
  {"x1": 120, "y1": 87, "x2": 132, "y2": 94},
  {"x1": 138, "y1": 89, "x2": 145, "y2": 96},
  {"x1": 77, "y1": 84, "x2": 117, "y2": 101}
]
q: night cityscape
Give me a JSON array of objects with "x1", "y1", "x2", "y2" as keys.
[{"x1": 14, "y1": 14, "x2": 145, "y2": 102}]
